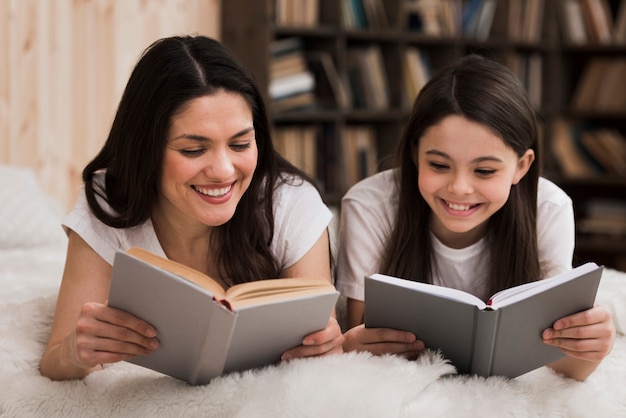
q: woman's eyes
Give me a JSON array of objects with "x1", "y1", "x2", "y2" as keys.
[
  {"x1": 230, "y1": 142, "x2": 253, "y2": 151},
  {"x1": 179, "y1": 148, "x2": 206, "y2": 157},
  {"x1": 176, "y1": 142, "x2": 253, "y2": 156}
]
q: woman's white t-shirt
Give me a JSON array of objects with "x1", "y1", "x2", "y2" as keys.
[
  {"x1": 336, "y1": 169, "x2": 575, "y2": 301},
  {"x1": 63, "y1": 173, "x2": 332, "y2": 271}
]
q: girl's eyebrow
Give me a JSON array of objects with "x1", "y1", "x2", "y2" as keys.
[
  {"x1": 172, "y1": 127, "x2": 255, "y2": 142},
  {"x1": 425, "y1": 149, "x2": 504, "y2": 163}
]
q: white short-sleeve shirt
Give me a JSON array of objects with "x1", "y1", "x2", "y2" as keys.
[
  {"x1": 63, "y1": 173, "x2": 332, "y2": 270},
  {"x1": 335, "y1": 169, "x2": 575, "y2": 301}
]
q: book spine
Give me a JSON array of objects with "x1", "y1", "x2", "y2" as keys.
[
  {"x1": 189, "y1": 303, "x2": 237, "y2": 385},
  {"x1": 470, "y1": 308, "x2": 500, "y2": 377}
]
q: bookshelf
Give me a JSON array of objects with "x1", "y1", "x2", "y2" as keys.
[{"x1": 222, "y1": 0, "x2": 626, "y2": 271}]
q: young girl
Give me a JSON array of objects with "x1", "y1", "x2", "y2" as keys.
[
  {"x1": 40, "y1": 35, "x2": 343, "y2": 381},
  {"x1": 336, "y1": 55, "x2": 614, "y2": 381}
]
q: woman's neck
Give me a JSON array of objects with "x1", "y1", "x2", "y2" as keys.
[{"x1": 151, "y1": 209, "x2": 214, "y2": 276}]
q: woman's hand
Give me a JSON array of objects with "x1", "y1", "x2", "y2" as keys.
[
  {"x1": 342, "y1": 324, "x2": 425, "y2": 359},
  {"x1": 280, "y1": 317, "x2": 344, "y2": 360},
  {"x1": 60, "y1": 302, "x2": 159, "y2": 373},
  {"x1": 543, "y1": 305, "x2": 615, "y2": 380}
]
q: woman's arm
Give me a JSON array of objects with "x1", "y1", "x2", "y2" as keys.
[
  {"x1": 39, "y1": 232, "x2": 160, "y2": 380},
  {"x1": 279, "y1": 229, "x2": 344, "y2": 360}
]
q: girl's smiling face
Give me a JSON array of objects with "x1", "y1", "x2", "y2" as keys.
[
  {"x1": 157, "y1": 91, "x2": 258, "y2": 231},
  {"x1": 415, "y1": 115, "x2": 534, "y2": 249}
]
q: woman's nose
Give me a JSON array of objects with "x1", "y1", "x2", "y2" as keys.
[{"x1": 204, "y1": 148, "x2": 235, "y2": 178}]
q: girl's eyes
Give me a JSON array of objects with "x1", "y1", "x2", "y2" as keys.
[
  {"x1": 427, "y1": 161, "x2": 497, "y2": 176},
  {"x1": 475, "y1": 168, "x2": 496, "y2": 176},
  {"x1": 429, "y1": 161, "x2": 449, "y2": 171}
]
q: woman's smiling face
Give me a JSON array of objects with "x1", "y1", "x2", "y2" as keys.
[
  {"x1": 157, "y1": 91, "x2": 258, "y2": 230},
  {"x1": 415, "y1": 115, "x2": 534, "y2": 248}
]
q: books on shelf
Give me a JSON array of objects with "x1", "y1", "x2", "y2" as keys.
[
  {"x1": 341, "y1": 0, "x2": 388, "y2": 29},
  {"x1": 551, "y1": 119, "x2": 626, "y2": 178},
  {"x1": 520, "y1": 0, "x2": 545, "y2": 42},
  {"x1": 578, "y1": 198, "x2": 626, "y2": 237},
  {"x1": 506, "y1": 52, "x2": 543, "y2": 109},
  {"x1": 341, "y1": 125, "x2": 378, "y2": 190},
  {"x1": 462, "y1": 0, "x2": 497, "y2": 41},
  {"x1": 307, "y1": 52, "x2": 352, "y2": 110},
  {"x1": 273, "y1": 125, "x2": 319, "y2": 178},
  {"x1": 571, "y1": 57, "x2": 626, "y2": 112},
  {"x1": 274, "y1": 0, "x2": 319, "y2": 27},
  {"x1": 108, "y1": 247, "x2": 339, "y2": 385},
  {"x1": 559, "y1": 0, "x2": 617, "y2": 45},
  {"x1": 345, "y1": 46, "x2": 390, "y2": 110},
  {"x1": 403, "y1": 47, "x2": 431, "y2": 105},
  {"x1": 580, "y1": 0, "x2": 613, "y2": 44},
  {"x1": 615, "y1": 0, "x2": 626, "y2": 44},
  {"x1": 551, "y1": 119, "x2": 599, "y2": 178},
  {"x1": 269, "y1": 37, "x2": 316, "y2": 111},
  {"x1": 405, "y1": 0, "x2": 461, "y2": 36},
  {"x1": 364, "y1": 262, "x2": 603, "y2": 378}
]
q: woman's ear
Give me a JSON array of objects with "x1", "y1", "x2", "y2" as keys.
[{"x1": 512, "y1": 149, "x2": 535, "y2": 185}]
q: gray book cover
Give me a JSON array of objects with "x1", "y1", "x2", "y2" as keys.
[
  {"x1": 108, "y1": 251, "x2": 339, "y2": 385},
  {"x1": 364, "y1": 262, "x2": 603, "y2": 378}
]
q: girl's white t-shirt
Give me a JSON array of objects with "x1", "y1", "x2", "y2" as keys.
[
  {"x1": 63, "y1": 173, "x2": 332, "y2": 271},
  {"x1": 336, "y1": 169, "x2": 575, "y2": 301}
]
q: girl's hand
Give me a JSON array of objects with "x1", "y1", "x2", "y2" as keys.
[
  {"x1": 281, "y1": 317, "x2": 344, "y2": 361},
  {"x1": 342, "y1": 324, "x2": 425, "y2": 359},
  {"x1": 62, "y1": 302, "x2": 159, "y2": 372},
  {"x1": 542, "y1": 305, "x2": 615, "y2": 363}
]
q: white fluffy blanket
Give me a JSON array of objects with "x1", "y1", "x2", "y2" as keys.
[{"x1": 1, "y1": 246, "x2": 626, "y2": 418}]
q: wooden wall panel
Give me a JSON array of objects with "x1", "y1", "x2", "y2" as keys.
[{"x1": 0, "y1": 0, "x2": 221, "y2": 209}]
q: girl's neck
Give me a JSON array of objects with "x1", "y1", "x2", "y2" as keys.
[{"x1": 430, "y1": 220, "x2": 488, "y2": 249}]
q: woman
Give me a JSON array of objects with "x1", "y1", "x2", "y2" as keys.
[
  {"x1": 336, "y1": 55, "x2": 614, "y2": 381},
  {"x1": 40, "y1": 35, "x2": 343, "y2": 381}
]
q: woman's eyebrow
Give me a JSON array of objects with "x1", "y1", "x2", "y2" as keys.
[{"x1": 172, "y1": 127, "x2": 255, "y2": 143}]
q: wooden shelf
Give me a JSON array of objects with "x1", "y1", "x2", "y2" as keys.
[{"x1": 222, "y1": 0, "x2": 626, "y2": 270}]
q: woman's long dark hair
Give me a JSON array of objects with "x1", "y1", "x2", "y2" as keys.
[
  {"x1": 82, "y1": 35, "x2": 307, "y2": 285},
  {"x1": 381, "y1": 55, "x2": 541, "y2": 297}
]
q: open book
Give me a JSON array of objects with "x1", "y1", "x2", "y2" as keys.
[
  {"x1": 108, "y1": 247, "x2": 339, "y2": 385},
  {"x1": 364, "y1": 262, "x2": 603, "y2": 378}
]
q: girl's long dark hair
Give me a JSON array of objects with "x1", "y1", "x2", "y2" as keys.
[
  {"x1": 82, "y1": 35, "x2": 308, "y2": 285},
  {"x1": 381, "y1": 55, "x2": 541, "y2": 297}
]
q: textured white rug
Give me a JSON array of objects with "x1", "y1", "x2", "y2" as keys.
[{"x1": 1, "y1": 247, "x2": 625, "y2": 417}]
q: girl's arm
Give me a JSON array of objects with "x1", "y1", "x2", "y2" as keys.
[
  {"x1": 39, "y1": 232, "x2": 159, "y2": 380},
  {"x1": 543, "y1": 305, "x2": 615, "y2": 381},
  {"x1": 279, "y1": 229, "x2": 345, "y2": 360}
]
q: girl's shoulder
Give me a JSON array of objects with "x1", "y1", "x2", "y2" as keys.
[
  {"x1": 342, "y1": 169, "x2": 398, "y2": 203},
  {"x1": 537, "y1": 177, "x2": 572, "y2": 209}
]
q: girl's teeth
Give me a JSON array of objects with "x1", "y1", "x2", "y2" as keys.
[{"x1": 447, "y1": 202, "x2": 471, "y2": 211}]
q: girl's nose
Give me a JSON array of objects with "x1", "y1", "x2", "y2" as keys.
[{"x1": 448, "y1": 172, "x2": 473, "y2": 195}]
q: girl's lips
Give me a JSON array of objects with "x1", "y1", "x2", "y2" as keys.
[{"x1": 440, "y1": 198, "x2": 482, "y2": 216}]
